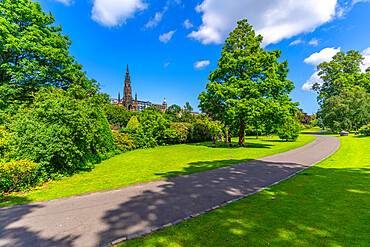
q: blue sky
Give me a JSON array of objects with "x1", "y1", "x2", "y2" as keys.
[{"x1": 35, "y1": 0, "x2": 370, "y2": 114}]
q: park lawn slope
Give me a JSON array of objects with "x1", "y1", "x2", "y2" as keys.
[
  {"x1": 121, "y1": 134, "x2": 369, "y2": 247},
  {"x1": 0, "y1": 135, "x2": 316, "y2": 207}
]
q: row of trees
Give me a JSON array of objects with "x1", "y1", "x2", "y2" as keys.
[{"x1": 312, "y1": 51, "x2": 370, "y2": 132}]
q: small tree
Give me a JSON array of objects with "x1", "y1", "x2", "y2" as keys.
[{"x1": 199, "y1": 19, "x2": 296, "y2": 145}]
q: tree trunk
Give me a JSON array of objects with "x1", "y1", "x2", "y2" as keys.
[
  {"x1": 238, "y1": 119, "x2": 245, "y2": 146},
  {"x1": 256, "y1": 130, "x2": 258, "y2": 139}
]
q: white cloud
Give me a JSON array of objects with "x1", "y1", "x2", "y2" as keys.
[
  {"x1": 361, "y1": 47, "x2": 370, "y2": 72},
  {"x1": 145, "y1": 7, "x2": 168, "y2": 28},
  {"x1": 289, "y1": 39, "x2": 303, "y2": 46},
  {"x1": 91, "y1": 0, "x2": 148, "y2": 27},
  {"x1": 188, "y1": 0, "x2": 338, "y2": 47},
  {"x1": 301, "y1": 71, "x2": 323, "y2": 91},
  {"x1": 304, "y1": 47, "x2": 341, "y2": 66},
  {"x1": 159, "y1": 31, "x2": 175, "y2": 43},
  {"x1": 183, "y1": 19, "x2": 194, "y2": 29},
  {"x1": 194, "y1": 60, "x2": 210, "y2": 70},
  {"x1": 308, "y1": 38, "x2": 319, "y2": 46},
  {"x1": 164, "y1": 62, "x2": 170, "y2": 68},
  {"x1": 54, "y1": 0, "x2": 74, "y2": 5}
]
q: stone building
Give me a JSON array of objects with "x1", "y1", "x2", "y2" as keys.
[{"x1": 111, "y1": 65, "x2": 167, "y2": 112}]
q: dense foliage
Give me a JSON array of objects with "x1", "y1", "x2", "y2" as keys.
[
  {"x1": 359, "y1": 124, "x2": 370, "y2": 136},
  {"x1": 319, "y1": 88, "x2": 370, "y2": 131},
  {"x1": 0, "y1": 0, "x2": 98, "y2": 108},
  {"x1": 313, "y1": 50, "x2": 370, "y2": 104},
  {"x1": 313, "y1": 50, "x2": 370, "y2": 131},
  {"x1": 1, "y1": 88, "x2": 115, "y2": 177},
  {"x1": 198, "y1": 19, "x2": 297, "y2": 144},
  {"x1": 104, "y1": 104, "x2": 132, "y2": 128}
]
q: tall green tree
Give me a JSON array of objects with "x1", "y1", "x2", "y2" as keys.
[
  {"x1": 0, "y1": 0, "x2": 98, "y2": 107},
  {"x1": 198, "y1": 19, "x2": 296, "y2": 145},
  {"x1": 313, "y1": 50, "x2": 370, "y2": 104}
]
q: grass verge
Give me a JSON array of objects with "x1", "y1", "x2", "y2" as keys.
[
  {"x1": 0, "y1": 135, "x2": 316, "y2": 207},
  {"x1": 120, "y1": 134, "x2": 369, "y2": 247}
]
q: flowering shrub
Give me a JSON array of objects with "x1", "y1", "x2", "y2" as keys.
[
  {"x1": 0, "y1": 159, "x2": 39, "y2": 194},
  {"x1": 359, "y1": 124, "x2": 370, "y2": 136},
  {"x1": 112, "y1": 132, "x2": 135, "y2": 151}
]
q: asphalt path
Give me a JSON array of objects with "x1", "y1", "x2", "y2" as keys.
[{"x1": 0, "y1": 134, "x2": 340, "y2": 247}]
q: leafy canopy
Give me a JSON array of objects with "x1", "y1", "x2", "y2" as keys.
[
  {"x1": 0, "y1": 0, "x2": 98, "y2": 107},
  {"x1": 313, "y1": 50, "x2": 370, "y2": 104},
  {"x1": 198, "y1": 19, "x2": 296, "y2": 144}
]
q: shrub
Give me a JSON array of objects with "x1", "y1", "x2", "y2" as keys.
[
  {"x1": 190, "y1": 123, "x2": 209, "y2": 142},
  {"x1": 163, "y1": 128, "x2": 179, "y2": 144},
  {"x1": 103, "y1": 104, "x2": 132, "y2": 128},
  {"x1": 359, "y1": 124, "x2": 370, "y2": 136},
  {"x1": 0, "y1": 126, "x2": 11, "y2": 158},
  {"x1": 112, "y1": 132, "x2": 135, "y2": 151},
  {"x1": 277, "y1": 118, "x2": 301, "y2": 141},
  {"x1": 0, "y1": 159, "x2": 40, "y2": 194},
  {"x1": 6, "y1": 88, "x2": 115, "y2": 176},
  {"x1": 196, "y1": 114, "x2": 222, "y2": 138},
  {"x1": 170, "y1": 122, "x2": 193, "y2": 143},
  {"x1": 126, "y1": 115, "x2": 140, "y2": 129}
]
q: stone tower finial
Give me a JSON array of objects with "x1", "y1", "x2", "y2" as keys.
[{"x1": 126, "y1": 64, "x2": 129, "y2": 75}]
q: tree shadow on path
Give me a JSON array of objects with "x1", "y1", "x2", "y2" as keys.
[
  {"x1": 98, "y1": 159, "x2": 311, "y2": 245},
  {"x1": 0, "y1": 202, "x2": 77, "y2": 247}
]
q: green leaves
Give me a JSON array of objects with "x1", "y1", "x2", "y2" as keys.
[
  {"x1": 0, "y1": 0, "x2": 98, "y2": 107},
  {"x1": 314, "y1": 50, "x2": 370, "y2": 104},
  {"x1": 199, "y1": 19, "x2": 296, "y2": 143}
]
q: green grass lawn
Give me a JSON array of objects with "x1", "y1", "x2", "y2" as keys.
[
  {"x1": 0, "y1": 135, "x2": 316, "y2": 207},
  {"x1": 120, "y1": 134, "x2": 369, "y2": 247}
]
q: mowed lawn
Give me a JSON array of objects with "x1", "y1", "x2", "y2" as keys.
[
  {"x1": 0, "y1": 135, "x2": 316, "y2": 207},
  {"x1": 120, "y1": 134, "x2": 369, "y2": 247}
]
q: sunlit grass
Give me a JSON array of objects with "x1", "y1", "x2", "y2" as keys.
[
  {"x1": 0, "y1": 135, "x2": 316, "y2": 207},
  {"x1": 121, "y1": 134, "x2": 369, "y2": 247}
]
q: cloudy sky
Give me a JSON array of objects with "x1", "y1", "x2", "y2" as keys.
[{"x1": 36, "y1": 0, "x2": 370, "y2": 114}]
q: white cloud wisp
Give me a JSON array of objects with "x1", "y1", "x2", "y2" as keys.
[
  {"x1": 159, "y1": 30, "x2": 175, "y2": 43},
  {"x1": 194, "y1": 60, "x2": 210, "y2": 70}
]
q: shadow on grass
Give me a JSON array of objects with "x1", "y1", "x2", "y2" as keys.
[
  {"x1": 0, "y1": 197, "x2": 77, "y2": 246},
  {"x1": 186, "y1": 141, "x2": 273, "y2": 149},
  {"x1": 1, "y1": 194, "x2": 35, "y2": 208},
  {"x1": 115, "y1": 165, "x2": 369, "y2": 247},
  {"x1": 154, "y1": 158, "x2": 253, "y2": 178}
]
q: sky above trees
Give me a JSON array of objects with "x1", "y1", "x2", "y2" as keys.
[{"x1": 35, "y1": 0, "x2": 370, "y2": 114}]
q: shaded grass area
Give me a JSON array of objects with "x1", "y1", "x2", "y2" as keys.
[
  {"x1": 0, "y1": 135, "x2": 316, "y2": 207},
  {"x1": 120, "y1": 134, "x2": 369, "y2": 247}
]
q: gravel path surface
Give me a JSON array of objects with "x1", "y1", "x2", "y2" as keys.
[{"x1": 0, "y1": 134, "x2": 340, "y2": 247}]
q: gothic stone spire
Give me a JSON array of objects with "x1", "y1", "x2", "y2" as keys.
[{"x1": 123, "y1": 65, "x2": 133, "y2": 110}]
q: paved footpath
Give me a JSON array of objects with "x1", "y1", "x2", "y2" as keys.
[{"x1": 0, "y1": 134, "x2": 340, "y2": 247}]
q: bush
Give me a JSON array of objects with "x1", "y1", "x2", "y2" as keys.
[
  {"x1": 196, "y1": 114, "x2": 222, "y2": 138},
  {"x1": 190, "y1": 123, "x2": 209, "y2": 142},
  {"x1": 103, "y1": 104, "x2": 132, "y2": 128},
  {"x1": 126, "y1": 115, "x2": 140, "y2": 129},
  {"x1": 6, "y1": 88, "x2": 115, "y2": 176},
  {"x1": 170, "y1": 122, "x2": 193, "y2": 143},
  {"x1": 359, "y1": 124, "x2": 370, "y2": 136},
  {"x1": 112, "y1": 132, "x2": 135, "y2": 151},
  {"x1": 0, "y1": 126, "x2": 11, "y2": 158},
  {"x1": 277, "y1": 118, "x2": 301, "y2": 141},
  {"x1": 0, "y1": 159, "x2": 40, "y2": 194}
]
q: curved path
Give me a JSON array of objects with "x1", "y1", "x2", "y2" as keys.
[{"x1": 0, "y1": 134, "x2": 340, "y2": 247}]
